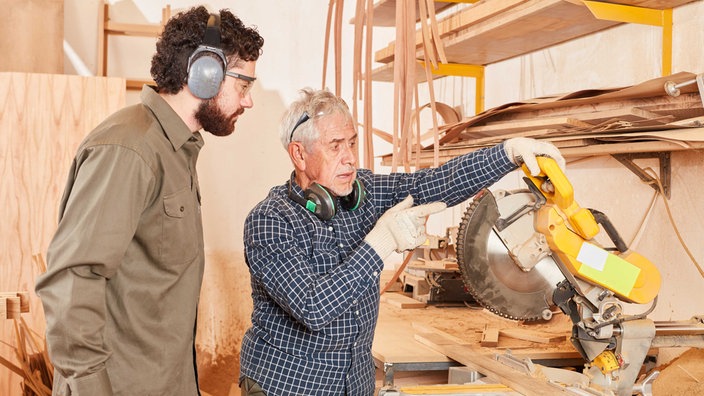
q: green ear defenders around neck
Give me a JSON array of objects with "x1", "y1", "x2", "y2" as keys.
[
  {"x1": 287, "y1": 172, "x2": 365, "y2": 221},
  {"x1": 187, "y1": 13, "x2": 227, "y2": 100}
]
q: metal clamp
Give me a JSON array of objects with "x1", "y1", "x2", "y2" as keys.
[{"x1": 664, "y1": 73, "x2": 704, "y2": 106}]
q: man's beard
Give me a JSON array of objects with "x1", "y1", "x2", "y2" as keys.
[{"x1": 195, "y1": 100, "x2": 242, "y2": 137}]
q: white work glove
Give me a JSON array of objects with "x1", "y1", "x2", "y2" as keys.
[
  {"x1": 364, "y1": 195, "x2": 447, "y2": 260},
  {"x1": 503, "y1": 137, "x2": 566, "y2": 176}
]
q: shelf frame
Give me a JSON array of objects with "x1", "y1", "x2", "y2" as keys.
[{"x1": 583, "y1": 1, "x2": 673, "y2": 76}]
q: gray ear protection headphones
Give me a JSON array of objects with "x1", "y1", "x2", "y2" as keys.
[
  {"x1": 287, "y1": 172, "x2": 366, "y2": 221},
  {"x1": 187, "y1": 13, "x2": 227, "y2": 99}
]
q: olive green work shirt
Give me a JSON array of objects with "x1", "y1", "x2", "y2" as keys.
[{"x1": 36, "y1": 86, "x2": 205, "y2": 396}]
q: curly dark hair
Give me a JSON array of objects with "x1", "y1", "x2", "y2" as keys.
[{"x1": 150, "y1": 6, "x2": 264, "y2": 94}]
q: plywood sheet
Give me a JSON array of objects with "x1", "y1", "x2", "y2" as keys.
[
  {"x1": 0, "y1": 72, "x2": 125, "y2": 395},
  {"x1": 0, "y1": 0, "x2": 64, "y2": 74}
]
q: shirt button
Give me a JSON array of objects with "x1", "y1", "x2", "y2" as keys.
[
  {"x1": 373, "y1": 271, "x2": 378, "y2": 276},
  {"x1": 328, "y1": 226, "x2": 333, "y2": 231},
  {"x1": 339, "y1": 243, "x2": 344, "y2": 248},
  {"x1": 355, "y1": 310, "x2": 359, "y2": 315},
  {"x1": 353, "y1": 299, "x2": 357, "y2": 304},
  {"x1": 180, "y1": 206, "x2": 185, "y2": 212}
]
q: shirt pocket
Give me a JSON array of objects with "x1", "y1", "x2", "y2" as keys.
[{"x1": 162, "y1": 187, "x2": 198, "y2": 264}]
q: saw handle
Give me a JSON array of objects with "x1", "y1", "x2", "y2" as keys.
[
  {"x1": 589, "y1": 209, "x2": 628, "y2": 253},
  {"x1": 521, "y1": 156, "x2": 599, "y2": 240}
]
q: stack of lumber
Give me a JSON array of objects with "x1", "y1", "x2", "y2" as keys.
[{"x1": 381, "y1": 72, "x2": 704, "y2": 166}]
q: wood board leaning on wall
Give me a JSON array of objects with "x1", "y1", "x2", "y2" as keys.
[{"x1": 0, "y1": 72, "x2": 125, "y2": 396}]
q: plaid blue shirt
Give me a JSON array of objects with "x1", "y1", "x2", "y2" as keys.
[{"x1": 240, "y1": 144, "x2": 515, "y2": 395}]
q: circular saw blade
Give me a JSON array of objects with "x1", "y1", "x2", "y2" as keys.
[{"x1": 456, "y1": 188, "x2": 566, "y2": 321}]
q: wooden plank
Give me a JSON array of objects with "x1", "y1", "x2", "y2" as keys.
[
  {"x1": 380, "y1": 137, "x2": 704, "y2": 167},
  {"x1": 380, "y1": 292, "x2": 428, "y2": 309},
  {"x1": 351, "y1": 0, "x2": 457, "y2": 27},
  {"x1": 449, "y1": 107, "x2": 677, "y2": 143},
  {"x1": 408, "y1": 259, "x2": 458, "y2": 271},
  {"x1": 460, "y1": 116, "x2": 593, "y2": 136},
  {"x1": 373, "y1": 0, "x2": 529, "y2": 62},
  {"x1": 499, "y1": 328, "x2": 567, "y2": 344},
  {"x1": 105, "y1": 21, "x2": 162, "y2": 37},
  {"x1": 415, "y1": 331, "x2": 575, "y2": 394}
]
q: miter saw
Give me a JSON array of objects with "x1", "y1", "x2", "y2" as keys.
[{"x1": 456, "y1": 157, "x2": 664, "y2": 396}]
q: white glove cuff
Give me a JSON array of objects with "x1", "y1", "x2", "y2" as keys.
[{"x1": 364, "y1": 226, "x2": 396, "y2": 260}]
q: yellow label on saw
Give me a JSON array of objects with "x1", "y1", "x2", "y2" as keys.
[{"x1": 576, "y1": 242, "x2": 641, "y2": 297}]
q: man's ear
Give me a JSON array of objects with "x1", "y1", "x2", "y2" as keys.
[{"x1": 288, "y1": 142, "x2": 306, "y2": 170}]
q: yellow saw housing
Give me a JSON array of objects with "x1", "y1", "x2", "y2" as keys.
[{"x1": 522, "y1": 157, "x2": 661, "y2": 304}]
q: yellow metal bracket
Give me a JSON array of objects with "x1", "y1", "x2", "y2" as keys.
[
  {"x1": 583, "y1": 1, "x2": 673, "y2": 76},
  {"x1": 417, "y1": 61, "x2": 485, "y2": 114}
]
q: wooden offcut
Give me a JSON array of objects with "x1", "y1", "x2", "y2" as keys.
[
  {"x1": 481, "y1": 325, "x2": 500, "y2": 347},
  {"x1": 0, "y1": 292, "x2": 30, "y2": 320},
  {"x1": 380, "y1": 292, "x2": 427, "y2": 309}
]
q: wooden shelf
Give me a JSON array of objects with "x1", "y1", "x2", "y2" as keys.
[
  {"x1": 380, "y1": 139, "x2": 704, "y2": 168},
  {"x1": 370, "y1": 0, "x2": 697, "y2": 82},
  {"x1": 352, "y1": 0, "x2": 459, "y2": 27}
]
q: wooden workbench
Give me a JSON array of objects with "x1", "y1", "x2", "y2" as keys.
[{"x1": 372, "y1": 292, "x2": 582, "y2": 387}]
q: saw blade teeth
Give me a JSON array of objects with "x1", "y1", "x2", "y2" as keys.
[{"x1": 456, "y1": 189, "x2": 560, "y2": 323}]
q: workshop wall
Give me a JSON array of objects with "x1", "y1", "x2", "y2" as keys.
[{"x1": 2, "y1": 1, "x2": 702, "y2": 395}]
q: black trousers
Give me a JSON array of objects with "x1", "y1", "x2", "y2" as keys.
[{"x1": 239, "y1": 377, "x2": 266, "y2": 396}]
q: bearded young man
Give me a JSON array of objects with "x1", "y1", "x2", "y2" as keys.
[{"x1": 35, "y1": 6, "x2": 263, "y2": 396}]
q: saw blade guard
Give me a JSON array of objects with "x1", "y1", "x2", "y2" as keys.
[{"x1": 524, "y1": 157, "x2": 662, "y2": 304}]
